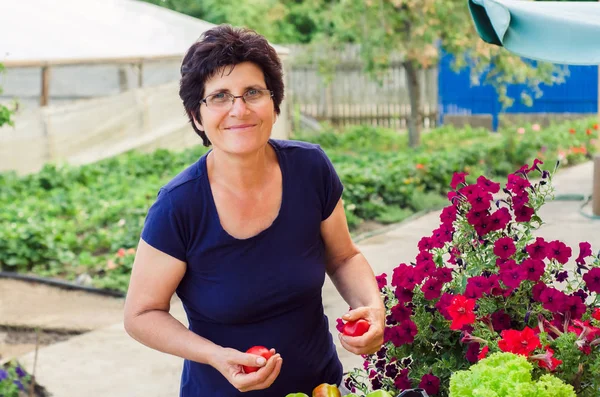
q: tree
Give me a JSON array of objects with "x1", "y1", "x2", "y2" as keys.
[
  {"x1": 0, "y1": 63, "x2": 16, "y2": 128},
  {"x1": 316, "y1": 0, "x2": 568, "y2": 147},
  {"x1": 140, "y1": 0, "x2": 328, "y2": 44}
]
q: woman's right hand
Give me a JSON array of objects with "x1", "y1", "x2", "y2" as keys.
[{"x1": 210, "y1": 347, "x2": 283, "y2": 392}]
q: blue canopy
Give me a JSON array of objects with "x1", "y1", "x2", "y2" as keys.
[{"x1": 468, "y1": 0, "x2": 600, "y2": 65}]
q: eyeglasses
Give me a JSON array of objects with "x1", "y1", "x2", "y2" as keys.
[{"x1": 200, "y1": 89, "x2": 273, "y2": 111}]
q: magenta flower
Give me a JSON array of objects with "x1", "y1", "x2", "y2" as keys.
[
  {"x1": 566, "y1": 295, "x2": 586, "y2": 320},
  {"x1": 500, "y1": 266, "x2": 526, "y2": 289},
  {"x1": 492, "y1": 310, "x2": 512, "y2": 331},
  {"x1": 450, "y1": 171, "x2": 468, "y2": 189},
  {"x1": 383, "y1": 320, "x2": 418, "y2": 347},
  {"x1": 547, "y1": 240, "x2": 572, "y2": 264},
  {"x1": 576, "y1": 242, "x2": 593, "y2": 265},
  {"x1": 392, "y1": 263, "x2": 425, "y2": 290},
  {"x1": 467, "y1": 187, "x2": 493, "y2": 212},
  {"x1": 540, "y1": 287, "x2": 568, "y2": 313},
  {"x1": 526, "y1": 237, "x2": 548, "y2": 260},
  {"x1": 489, "y1": 207, "x2": 511, "y2": 231},
  {"x1": 418, "y1": 236, "x2": 434, "y2": 252},
  {"x1": 465, "y1": 276, "x2": 489, "y2": 299},
  {"x1": 391, "y1": 303, "x2": 412, "y2": 323},
  {"x1": 466, "y1": 342, "x2": 481, "y2": 363},
  {"x1": 435, "y1": 267, "x2": 453, "y2": 283},
  {"x1": 512, "y1": 192, "x2": 530, "y2": 208},
  {"x1": 394, "y1": 368, "x2": 412, "y2": 390},
  {"x1": 583, "y1": 268, "x2": 600, "y2": 293},
  {"x1": 474, "y1": 218, "x2": 493, "y2": 237},
  {"x1": 532, "y1": 282, "x2": 547, "y2": 301},
  {"x1": 416, "y1": 251, "x2": 434, "y2": 266},
  {"x1": 440, "y1": 205, "x2": 458, "y2": 225},
  {"x1": 494, "y1": 237, "x2": 516, "y2": 259},
  {"x1": 521, "y1": 258, "x2": 545, "y2": 282},
  {"x1": 432, "y1": 224, "x2": 454, "y2": 246},
  {"x1": 435, "y1": 292, "x2": 455, "y2": 320},
  {"x1": 375, "y1": 273, "x2": 387, "y2": 289},
  {"x1": 395, "y1": 287, "x2": 414, "y2": 304},
  {"x1": 507, "y1": 173, "x2": 531, "y2": 194},
  {"x1": 514, "y1": 205, "x2": 535, "y2": 222},
  {"x1": 421, "y1": 278, "x2": 444, "y2": 300},
  {"x1": 466, "y1": 208, "x2": 488, "y2": 226},
  {"x1": 419, "y1": 373, "x2": 441, "y2": 396},
  {"x1": 477, "y1": 175, "x2": 501, "y2": 194}
]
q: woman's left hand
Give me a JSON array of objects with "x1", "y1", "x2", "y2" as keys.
[{"x1": 338, "y1": 305, "x2": 385, "y2": 355}]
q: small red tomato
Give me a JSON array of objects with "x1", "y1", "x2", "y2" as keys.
[
  {"x1": 342, "y1": 319, "x2": 370, "y2": 337},
  {"x1": 242, "y1": 345, "x2": 273, "y2": 374}
]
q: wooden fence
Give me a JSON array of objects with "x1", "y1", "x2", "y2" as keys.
[{"x1": 286, "y1": 44, "x2": 438, "y2": 130}]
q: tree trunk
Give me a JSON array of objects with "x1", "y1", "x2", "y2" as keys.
[{"x1": 403, "y1": 60, "x2": 422, "y2": 147}]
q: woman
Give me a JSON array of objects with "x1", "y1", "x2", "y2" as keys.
[{"x1": 123, "y1": 24, "x2": 384, "y2": 396}]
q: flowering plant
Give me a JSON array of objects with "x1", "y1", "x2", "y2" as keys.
[
  {"x1": 344, "y1": 160, "x2": 600, "y2": 396},
  {"x1": 0, "y1": 361, "x2": 29, "y2": 397}
]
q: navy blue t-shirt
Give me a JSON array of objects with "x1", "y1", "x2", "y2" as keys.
[{"x1": 141, "y1": 139, "x2": 344, "y2": 396}]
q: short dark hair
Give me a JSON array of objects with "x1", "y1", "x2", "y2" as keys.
[{"x1": 179, "y1": 24, "x2": 285, "y2": 147}]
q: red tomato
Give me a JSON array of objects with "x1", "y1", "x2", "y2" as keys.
[
  {"x1": 242, "y1": 345, "x2": 273, "y2": 374},
  {"x1": 342, "y1": 319, "x2": 370, "y2": 337}
]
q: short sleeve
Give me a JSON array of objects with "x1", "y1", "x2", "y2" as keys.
[
  {"x1": 317, "y1": 146, "x2": 344, "y2": 221},
  {"x1": 140, "y1": 188, "x2": 187, "y2": 262}
]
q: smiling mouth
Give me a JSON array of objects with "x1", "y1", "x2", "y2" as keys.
[{"x1": 226, "y1": 124, "x2": 256, "y2": 130}]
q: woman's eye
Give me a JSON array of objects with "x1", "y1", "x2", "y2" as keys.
[
  {"x1": 246, "y1": 89, "x2": 259, "y2": 97},
  {"x1": 213, "y1": 93, "x2": 227, "y2": 99}
]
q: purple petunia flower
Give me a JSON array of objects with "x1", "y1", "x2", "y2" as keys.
[{"x1": 419, "y1": 373, "x2": 441, "y2": 396}]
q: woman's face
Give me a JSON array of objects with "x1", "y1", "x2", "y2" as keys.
[{"x1": 195, "y1": 61, "x2": 277, "y2": 156}]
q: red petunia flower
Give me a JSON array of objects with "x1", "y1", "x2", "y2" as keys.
[
  {"x1": 499, "y1": 266, "x2": 527, "y2": 290},
  {"x1": 395, "y1": 287, "x2": 414, "y2": 304},
  {"x1": 478, "y1": 345, "x2": 490, "y2": 361},
  {"x1": 532, "y1": 346, "x2": 562, "y2": 371},
  {"x1": 498, "y1": 327, "x2": 541, "y2": 356},
  {"x1": 447, "y1": 295, "x2": 477, "y2": 330},
  {"x1": 494, "y1": 237, "x2": 516, "y2": 259},
  {"x1": 451, "y1": 172, "x2": 468, "y2": 190},
  {"x1": 583, "y1": 268, "x2": 600, "y2": 294},
  {"x1": 466, "y1": 342, "x2": 480, "y2": 363},
  {"x1": 547, "y1": 240, "x2": 572, "y2": 265},
  {"x1": 593, "y1": 308, "x2": 600, "y2": 321},
  {"x1": 526, "y1": 237, "x2": 548, "y2": 260},
  {"x1": 466, "y1": 208, "x2": 488, "y2": 226}
]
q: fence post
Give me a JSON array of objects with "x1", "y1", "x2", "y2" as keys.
[{"x1": 40, "y1": 66, "x2": 51, "y2": 106}]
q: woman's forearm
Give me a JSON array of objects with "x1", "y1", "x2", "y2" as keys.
[
  {"x1": 124, "y1": 310, "x2": 220, "y2": 366},
  {"x1": 328, "y1": 252, "x2": 384, "y2": 311}
]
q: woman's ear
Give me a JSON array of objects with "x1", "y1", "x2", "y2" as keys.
[{"x1": 192, "y1": 111, "x2": 204, "y2": 132}]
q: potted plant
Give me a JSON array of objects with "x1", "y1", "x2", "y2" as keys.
[{"x1": 342, "y1": 160, "x2": 600, "y2": 396}]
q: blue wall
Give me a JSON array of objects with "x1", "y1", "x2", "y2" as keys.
[{"x1": 438, "y1": 54, "x2": 598, "y2": 130}]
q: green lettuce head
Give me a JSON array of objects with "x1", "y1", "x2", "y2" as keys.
[{"x1": 449, "y1": 352, "x2": 575, "y2": 397}]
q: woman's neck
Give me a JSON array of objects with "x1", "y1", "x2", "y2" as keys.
[{"x1": 207, "y1": 144, "x2": 275, "y2": 193}]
